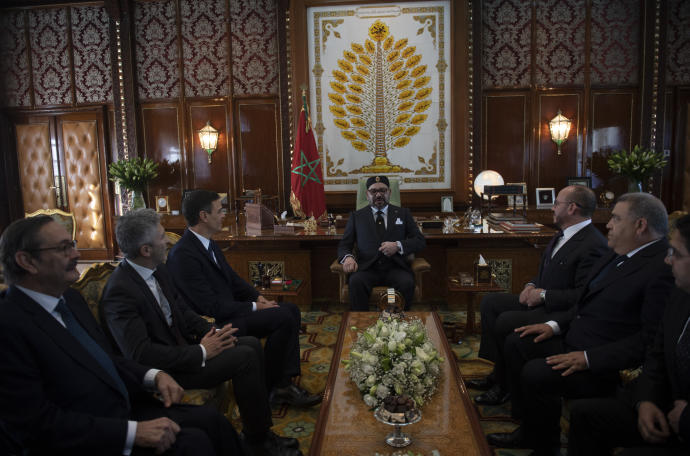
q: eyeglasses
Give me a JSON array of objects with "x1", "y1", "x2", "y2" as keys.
[
  {"x1": 28, "y1": 240, "x2": 78, "y2": 255},
  {"x1": 368, "y1": 188, "x2": 389, "y2": 194},
  {"x1": 667, "y1": 247, "x2": 689, "y2": 259},
  {"x1": 553, "y1": 200, "x2": 582, "y2": 208}
]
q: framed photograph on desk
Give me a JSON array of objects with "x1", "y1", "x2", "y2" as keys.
[
  {"x1": 567, "y1": 176, "x2": 592, "y2": 188},
  {"x1": 441, "y1": 196, "x2": 453, "y2": 212},
  {"x1": 536, "y1": 188, "x2": 555, "y2": 208}
]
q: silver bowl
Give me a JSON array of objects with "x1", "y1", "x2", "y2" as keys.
[{"x1": 373, "y1": 406, "x2": 422, "y2": 447}]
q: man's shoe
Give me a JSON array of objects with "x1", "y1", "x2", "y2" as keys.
[
  {"x1": 248, "y1": 432, "x2": 303, "y2": 456},
  {"x1": 474, "y1": 385, "x2": 510, "y2": 405},
  {"x1": 487, "y1": 426, "x2": 527, "y2": 448},
  {"x1": 270, "y1": 384, "x2": 322, "y2": 407},
  {"x1": 466, "y1": 376, "x2": 493, "y2": 390},
  {"x1": 266, "y1": 431, "x2": 299, "y2": 449}
]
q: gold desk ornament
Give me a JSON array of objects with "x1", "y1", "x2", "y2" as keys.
[{"x1": 303, "y1": 216, "x2": 317, "y2": 234}]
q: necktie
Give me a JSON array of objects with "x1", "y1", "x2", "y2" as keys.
[
  {"x1": 376, "y1": 210, "x2": 386, "y2": 240},
  {"x1": 55, "y1": 299, "x2": 129, "y2": 400},
  {"x1": 151, "y1": 274, "x2": 173, "y2": 326},
  {"x1": 676, "y1": 317, "x2": 690, "y2": 395},
  {"x1": 544, "y1": 230, "x2": 564, "y2": 263},
  {"x1": 589, "y1": 254, "x2": 627, "y2": 288},
  {"x1": 152, "y1": 270, "x2": 188, "y2": 346},
  {"x1": 207, "y1": 241, "x2": 217, "y2": 265}
]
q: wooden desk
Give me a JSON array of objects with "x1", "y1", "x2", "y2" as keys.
[
  {"x1": 160, "y1": 214, "x2": 555, "y2": 306},
  {"x1": 310, "y1": 311, "x2": 491, "y2": 455},
  {"x1": 447, "y1": 278, "x2": 505, "y2": 335}
]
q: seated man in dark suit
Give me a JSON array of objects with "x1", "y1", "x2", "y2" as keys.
[
  {"x1": 567, "y1": 214, "x2": 690, "y2": 456},
  {"x1": 486, "y1": 192, "x2": 675, "y2": 454},
  {"x1": 167, "y1": 190, "x2": 320, "y2": 409},
  {"x1": 101, "y1": 209, "x2": 301, "y2": 456},
  {"x1": 0, "y1": 215, "x2": 241, "y2": 455},
  {"x1": 471, "y1": 185, "x2": 609, "y2": 405},
  {"x1": 337, "y1": 175, "x2": 426, "y2": 310}
]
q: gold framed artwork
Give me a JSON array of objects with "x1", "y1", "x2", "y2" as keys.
[{"x1": 303, "y1": 1, "x2": 455, "y2": 191}]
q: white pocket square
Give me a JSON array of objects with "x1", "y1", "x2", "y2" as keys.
[{"x1": 395, "y1": 218, "x2": 403, "y2": 225}]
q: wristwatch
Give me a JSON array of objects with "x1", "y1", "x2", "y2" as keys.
[{"x1": 539, "y1": 290, "x2": 546, "y2": 302}]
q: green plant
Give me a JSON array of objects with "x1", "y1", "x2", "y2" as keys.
[
  {"x1": 607, "y1": 145, "x2": 667, "y2": 183},
  {"x1": 108, "y1": 157, "x2": 159, "y2": 192}
]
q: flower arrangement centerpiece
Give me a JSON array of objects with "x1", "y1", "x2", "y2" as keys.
[
  {"x1": 343, "y1": 315, "x2": 444, "y2": 409},
  {"x1": 108, "y1": 157, "x2": 159, "y2": 210},
  {"x1": 607, "y1": 145, "x2": 667, "y2": 192}
]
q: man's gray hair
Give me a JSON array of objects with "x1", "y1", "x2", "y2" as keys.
[
  {"x1": 115, "y1": 208, "x2": 161, "y2": 259},
  {"x1": 617, "y1": 192, "x2": 668, "y2": 237}
]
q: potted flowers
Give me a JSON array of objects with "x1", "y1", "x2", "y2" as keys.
[
  {"x1": 607, "y1": 145, "x2": 667, "y2": 192},
  {"x1": 108, "y1": 157, "x2": 159, "y2": 209}
]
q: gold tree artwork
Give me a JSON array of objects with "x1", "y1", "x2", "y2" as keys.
[{"x1": 328, "y1": 20, "x2": 432, "y2": 173}]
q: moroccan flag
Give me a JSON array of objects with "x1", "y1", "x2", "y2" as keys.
[{"x1": 290, "y1": 91, "x2": 326, "y2": 219}]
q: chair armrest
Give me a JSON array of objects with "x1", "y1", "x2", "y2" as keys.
[
  {"x1": 411, "y1": 257, "x2": 431, "y2": 274},
  {"x1": 330, "y1": 259, "x2": 345, "y2": 275}
]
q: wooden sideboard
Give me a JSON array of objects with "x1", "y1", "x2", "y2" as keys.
[{"x1": 161, "y1": 214, "x2": 556, "y2": 308}]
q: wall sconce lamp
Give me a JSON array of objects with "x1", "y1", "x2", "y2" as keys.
[
  {"x1": 198, "y1": 121, "x2": 219, "y2": 164},
  {"x1": 548, "y1": 110, "x2": 572, "y2": 156}
]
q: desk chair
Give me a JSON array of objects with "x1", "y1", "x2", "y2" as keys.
[{"x1": 330, "y1": 177, "x2": 430, "y2": 307}]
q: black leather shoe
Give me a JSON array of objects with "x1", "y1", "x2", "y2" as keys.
[
  {"x1": 266, "y1": 431, "x2": 299, "y2": 449},
  {"x1": 487, "y1": 426, "x2": 527, "y2": 448},
  {"x1": 466, "y1": 376, "x2": 493, "y2": 390},
  {"x1": 474, "y1": 385, "x2": 510, "y2": 405},
  {"x1": 248, "y1": 432, "x2": 303, "y2": 456},
  {"x1": 270, "y1": 384, "x2": 322, "y2": 407}
]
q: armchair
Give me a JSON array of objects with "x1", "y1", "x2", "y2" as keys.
[
  {"x1": 330, "y1": 176, "x2": 431, "y2": 307},
  {"x1": 25, "y1": 208, "x2": 76, "y2": 239}
]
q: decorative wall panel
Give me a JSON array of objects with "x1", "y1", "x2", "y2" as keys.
[
  {"x1": 666, "y1": 0, "x2": 690, "y2": 86},
  {"x1": 16, "y1": 123, "x2": 56, "y2": 211},
  {"x1": 62, "y1": 120, "x2": 106, "y2": 249},
  {"x1": 482, "y1": 0, "x2": 531, "y2": 88},
  {"x1": 535, "y1": 0, "x2": 585, "y2": 86},
  {"x1": 181, "y1": 0, "x2": 230, "y2": 97},
  {"x1": 141, "y1": 105, "x2": 183, "y2": 210},
  {"x1": 30, "y1": 8, "x2": 71, "y2": 106},
  {"x1": 0, "y1": 11, "x2": 30, "y2": 107},
  {"x1": 72, "y1": 6, "x2": 112, "y2": 104},
  {"x1": 483, "y1": 94, "x2": 529, "y2": 183},
  {"x1": 135, "y1": 0, "x2": 180, "y2": 100},
  {"x1": 230, "y1": 0, "x2": 279, "y2": 96},
  {"x1": 236, "y1": 100, "x2": 280, "y2": 197},
  {"x1": 590, "y1": 0, "x2": 639, "y2": 86},
  {"x1": 537, "y1": 93, "x2": 580, "y2": 189}
]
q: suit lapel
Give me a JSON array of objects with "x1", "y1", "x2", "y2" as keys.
[
  {"x1": 550, "y1": 225, "x2": 587, "y2": 263},
  {"x1": 185, "y1": 229, "x2": 221, "y2": 271},
  {"x1": 9, "y1": 287, "x2": 127, "y2": 399},
  {"x1": 587, "y1": 241, "x2": 665, "y2": 295},
  {"x1": 120, "y1": 261, "x2": 171, "y2": 330}
]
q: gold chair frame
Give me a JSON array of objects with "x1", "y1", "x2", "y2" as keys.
[{"x1": 25, "y1": 208, "x2": 76, "y2": 240}]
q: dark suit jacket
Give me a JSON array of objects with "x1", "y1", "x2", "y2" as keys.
[
  {"x1": 533, "y1": 223, "x2": 609, "y2": 313},
  {"x1": 0, "y1": 286, "x2": 149, "y2": 455},
  {"x1": 100, "y1": 261, "x2": 212, "y2": 373},
  {"x1": 635, "y1": 288, "x2": 690, "y2": 440},
  {"x1": 167, "y1": 229, "x2": 259, "y2": 323},
  {"x1": 555, "y1": 239, "x2": 674, "y2": 374},
  {"x1": 337, "y1": 204, "x2": 426, "y2": 271}
]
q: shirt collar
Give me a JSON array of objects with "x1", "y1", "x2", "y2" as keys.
[
  {"x1": 561, "y1": 219, "x2": 591, "y2": 241},
  {"x1": 15, "y1": 285, "x2": 62, "y2": 314},
  {"x1": 370, "y1": 205, "x2": 389, "y2": 216},
  {"x1": 624, "y1": 238, "x2": 661, "y2": 258},
  {"x1": 189, "y1": 228, "x2": 211, "y2": 250},
  {"x1": 125, "y1": 258, "x2": 156, "y2": 282}
]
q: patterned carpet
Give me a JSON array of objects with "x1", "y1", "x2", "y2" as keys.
[{"x1": 231, "y1": 303, "x2": 565, "y2": 456}]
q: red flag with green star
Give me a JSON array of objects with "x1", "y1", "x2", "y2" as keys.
[{"x1": 290, "y1": 91, "x2": 326, "y2": 219}]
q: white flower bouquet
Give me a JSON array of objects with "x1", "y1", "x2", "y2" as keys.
[{"x1": 343, "y1": 316, "x2": 444, "y2": 409}]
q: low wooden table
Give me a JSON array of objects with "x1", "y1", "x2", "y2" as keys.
[
  {"x1": 447, "y1": 278, "x2": 505, "y2": 335},
  {"x1": 310, "y1": 311, "x2": 490, "y2": 455}
]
